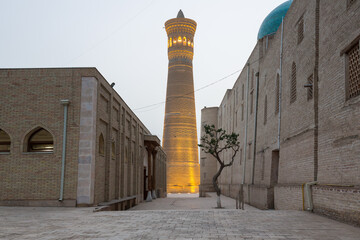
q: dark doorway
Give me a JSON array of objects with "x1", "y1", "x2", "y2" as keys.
[
  {"x1": 270, "y1": 150, "x2": 279, "y2": 186},
  {"x1": 269, "y1": 150, "x2": 280, "y2": 209},
  {"x1": 144, "y1": 167, "x2": 147, "y2": 200}
]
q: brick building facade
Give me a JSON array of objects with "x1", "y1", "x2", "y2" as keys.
[
  {"x1": 0, "y1": 68, "x2": 166, "y2": 208},
  {"x1": 200, "y1": 0, "x2": 360, "y2": 226}
]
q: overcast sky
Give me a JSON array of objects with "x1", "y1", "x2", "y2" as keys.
[{"x1": 0, "y1": 0, "x2": 287, "y2": 142}]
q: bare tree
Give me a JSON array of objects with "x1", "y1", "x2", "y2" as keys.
[{"x1": 199, "y1": 124, "x2": 240, "y2": 208}]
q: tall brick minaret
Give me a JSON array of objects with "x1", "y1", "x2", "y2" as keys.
[{"x1": 163, "y1": 10, "x2": 200, "y2": 193}]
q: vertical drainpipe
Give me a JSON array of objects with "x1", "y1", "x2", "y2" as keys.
[
  {"x1": 241, "y1": 62, "x2": 250, "y2": 185},
  {"x1": 251, "y1": 72, "x2": 260, "y2": 184},
  {"x1": 59, "y1": 99, "x2": 70, "y2": 201},
  {"x1": 313, "y1": 0, "x2": 320, "y2": 182},
  {"x1": 278, "y1": 18, "x2": 284, "y2": 149}
]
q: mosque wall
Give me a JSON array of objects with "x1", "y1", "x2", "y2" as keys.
[{"x1": 200, "y1": 0, "x2": 360, "y2": 225}]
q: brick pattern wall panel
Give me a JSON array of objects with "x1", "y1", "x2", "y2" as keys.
[
  {"x1": 275, "y1": 185, "x2": 303, "y2": 210},
  {"x1": 313, "y1": 185, "x2": 360, "y2": 226},
  {"x1": 317, "y1": 0, "x2": 360, "y2": 185},
  {"x1": 0, "y1": 68, "x2": 83, "y2": 203}
]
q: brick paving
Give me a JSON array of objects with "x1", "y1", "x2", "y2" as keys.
[{"x1": 0, "y1": 193, "x2": 359, "y2": 240}]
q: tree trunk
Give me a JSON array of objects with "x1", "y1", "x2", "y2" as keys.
[
  {"x1": 217, "y1": 195, "x2": 221, "y2": 208},
  {"x1": 212, "y1": 164, "x2": 224, "y2": 208}
]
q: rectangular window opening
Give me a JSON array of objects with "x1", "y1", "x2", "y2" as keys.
[
  {"x1": 298, "y1": 17, "x2": 304, "y2": 44},
  {"x1": 346, "y1": 42, "x2": 360, "y2": 100},
  {"x1": 307, "y1": 74, "x2": 314, "y2": 101}
]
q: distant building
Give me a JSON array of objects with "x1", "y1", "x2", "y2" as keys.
[
  {"x1": 200, "y1": 0, "x2": 360, "y2": 226},
  {"x1": 163, "y1": 10, "x2": 200, "y2": 193},
  {"x1": 0, "y1": 68, "x2": 167, "y2": 208}
]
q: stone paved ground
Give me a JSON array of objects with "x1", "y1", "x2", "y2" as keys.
[
  {"x1": 0, "y1": 193, "x2": 359, "y2": 240},
  {"x1": 131, "y1": 193, "x2": 260, "y2": 211}
]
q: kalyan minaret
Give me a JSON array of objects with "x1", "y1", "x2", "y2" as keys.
[{"x1": 163, "y1": 10, "x2": 200, "y2": 193}]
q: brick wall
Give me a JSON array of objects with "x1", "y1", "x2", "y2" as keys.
[
  {"x1": 313, "y1": 185, "x2": 360, "y2": 227},
  {"x1": 0, "y1": 68, "x2": 84, "y2": 206},
  {"x1": 0, "y1": 68, "x2": 167, "y2": 207},
  {"x1": 201, "y1": 0, "x2": 360, "y2": 226}
]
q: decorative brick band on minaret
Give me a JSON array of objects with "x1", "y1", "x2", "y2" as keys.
[{"x1": 163, "y1": 10, "x2": 200, "y2": 193}]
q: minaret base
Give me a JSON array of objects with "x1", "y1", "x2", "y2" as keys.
[{"x1": 167, "y1": 163, "x2": 200, "y2": 193}]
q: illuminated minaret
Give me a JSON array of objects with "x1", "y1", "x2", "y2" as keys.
[{"x1": 163, "y1": 10, "x2": 200, "y2": 193}]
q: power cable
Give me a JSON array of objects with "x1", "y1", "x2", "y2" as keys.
[
  {"x1": 134, "y1": 56, "x2": 263, "y2": 112},
  {"x1": 67, "y1": 0, "x2": 156, "y2": 64},
  {"x1": 134, "y1": 68, "x2": 242, "y2": 112}
]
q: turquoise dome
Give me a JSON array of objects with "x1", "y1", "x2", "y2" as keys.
[{"x1": 257, "y1": 0, "x2": 293, "y2": 40}]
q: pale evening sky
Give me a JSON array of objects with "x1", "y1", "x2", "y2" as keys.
[{"x1": 0, "y1": 0, "x2": 287, "y2": 142}]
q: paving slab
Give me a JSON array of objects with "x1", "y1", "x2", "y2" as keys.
[
  {"x1": 131, "y1": 193, "x2": 259, "y2": 211},
  {"x1": 0, "y1": 193, "x2": 359, "y2": 239}
]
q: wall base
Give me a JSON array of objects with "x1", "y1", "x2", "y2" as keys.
[
  {"x1": 199, "y1": 184, "x2": 215, "y2": 197},
  {"x1": 219, "y1": 184, "x2": 274, "y2": 210},
  {"x1": 0, "y1": 199, "x2": 76, "y2": 207},
  {"x1": 275, "y1": 184, "x2": 360, "y2": 227}
]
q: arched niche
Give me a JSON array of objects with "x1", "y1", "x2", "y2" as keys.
[
  {"x1": 26, "y1": 128, "x2": 54, "y2": 152},
  {"x1": 0, "y1": 129, "x2": 11, "y2": 153}
]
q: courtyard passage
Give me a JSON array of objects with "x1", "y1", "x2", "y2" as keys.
[{"x1": 0, "y1": 193, "x2": 359, "y2": 240}]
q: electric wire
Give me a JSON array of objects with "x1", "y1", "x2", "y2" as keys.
[
  {"x1": 67, "y1": 0, "x2": 156, "y2": 64},
  {"x1": 134, "y1": 56, "x2": 262, "y2": 112}
]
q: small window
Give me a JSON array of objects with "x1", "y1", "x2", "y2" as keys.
[
  {"x1": 235, "y1": 110, "x2": 238, "y2": 127},
  {"x1": 298, "y1": 17, "x2": 304, "y2": 44},
  {"x1": 169, "y1": 38, "x2": 172, "y2": 47},
  {"x1": 307, "y1": 74, "x2": 314, "y2": 100},
  {"x1": 348, "y1": 0, "x2": 357, "y2": 8},
  {"x1": 250, "y1": 92, "x2": 254, "y2": 114},
  {"x1": 178, "y1": 36, "x2": 182, "y2": 42},
  {"x1": 0, "y1": 129, "x2": 11, "y2": 153},
  {"x1": 99, "y1": 134, "x2": 105, "y2": 155},
  {"x1": 125, "y1": 148, "x2": 128, "y2": 163},
  {"x1": 275, "y1": 74, "x2": 280, "y2": 114},
  {"x1": 242, "y1": 84, "x2": 245, "y2": 100},
  {"x1": 183, "y1": 36, "x2": 186, "y2": 46},
  {"x1": 346, "y1": 43, "x2": 360, "y2": 99},
  {"x1": 261, "y1": 154, "x2": 265, "y2": 181},
  {"x1": 122, "y1": 108, "x2": 125, "y2": 126},
  {"x1": 264, "y1": 95, "x2": 268, "y2": 125},
  {"x1": 251, "y1": 69, "x2": 254, "y2": 89},
  {"x1": 241, "y1": 104, "x2": 244, "y2": 121},
  {"x1": 111, "y1": 141, "x2": 116, "y2": 159},
  {"x1": 290, "y1": 62, "x2": 297, "y2": 104},
  {"x1": 248, "y1": 143, "x2": 252, "y2": 159},
  {"x1": 28, "y1": 128, "x2": 53, "y2": 152},
  {"x1": 239, "y1": 149, "x2": 242, "y2": 165}
]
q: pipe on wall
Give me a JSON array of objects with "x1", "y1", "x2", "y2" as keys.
[
  {"x1": 59, "y1": 99, "x2": 70, "y2": 201},
  {"x1": 277, "y1": 18, "x2": 284, "y2": 149},
  {"x1": 313, "y1": 0, "x2": 320, "y2": 182},
  {"x1": 302, "y1": 181, "x2": 318, "y2": 211},
  {"x1": 241, "y1": 62, "x2": 250, "y2": 185},
  {"x1": 251, "y1": 72, "x2": 260, "y2": 184}
]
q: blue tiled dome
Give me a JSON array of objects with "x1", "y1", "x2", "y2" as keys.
[{"x1": 257, "y1": 0, "x2": 293, "y2": 40}]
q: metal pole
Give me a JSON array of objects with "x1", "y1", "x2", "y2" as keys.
[
  {"x1": 277, "y1": 18, "x2": 284, "y2": 149},
  {"x1": 242, "y1": 62, "x2": 250, "y2": 185},
  {"x1": 59, "y1": 99, "x2": 70, "y2": 201},
  {"x1": 251, "y1": 72, "x2": 260, "y2": 184}
]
